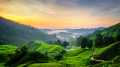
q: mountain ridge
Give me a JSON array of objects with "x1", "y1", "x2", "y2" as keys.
[{"x1": 0, "y1": 17, "x2": 57, "y2": 45}]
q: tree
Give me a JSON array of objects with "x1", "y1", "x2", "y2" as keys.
[
  {"x1": 77, "y1": 36, "x2": 88, "y2": 48},
  {"x1": 62, "y1": 41, "x2": 69, "y2": 48},
  {"x1": 55, "y1": 40, "x2": 62, "y2": 45},
  {"x1": 94, "y1": 34, "x2": 104, "y2": 47},
  {"x1": 103, "y1": 35, "x2": 114, "y2": 46},
  {"x1": 87, "y1": 39, "x2": 93, "y2": 48},
  {"x1": 116, "y1": 32, "x2": 120, "y2": 41}
]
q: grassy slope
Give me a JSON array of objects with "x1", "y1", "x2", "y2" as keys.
[
  {"x1": 34, "y1": 41, "x2": 65, "y2": 59},
  {"x1": 61, "y1": 48, "x2": 92, "y2": 65},
  {"x1": 93, "y1": 41, "x2": 120, "y2": 60},
  {"x1": 26, "y1": 48, "x2": 92, "y2": 67},
  {"x1": 0, "y1": 42, "x2": 120, "y2": 67},
  {"x1": 0, "y1": 45, "x2": 17, "y2": 67},
  {"x1": 0, "y1": 45, "x2": 17, "y2": 54},
  {"x1": 21, "y1": 41, "x2": 120, "y2": 67},
  {"x1": 27, "y1": 63, "x2": 63, "y2": 67},
  {"x1": 89, "y1": 42, "x2": 120, "y2": 67}
]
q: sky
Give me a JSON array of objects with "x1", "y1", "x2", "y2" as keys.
[{"x1": 0, "y1": 0, "x2": 120, "y2": 29}]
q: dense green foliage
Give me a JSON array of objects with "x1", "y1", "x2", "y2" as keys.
[
  {"x1": 77, "y1": 36, "x2": 93, "y2": 48},
  {"x1": 0, "y1": 23, "x2": 120, "y2": 67},
  {"x1": 0, "y1": 45, "x2": 17, "y2": 62},
  {"x1": 76, "y1": 23, "x2": 120, "y2": 48}
]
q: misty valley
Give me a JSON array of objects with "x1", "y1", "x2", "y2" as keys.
[{"x1": 0, "y1": 17, "x2": 120, "y2": 67}]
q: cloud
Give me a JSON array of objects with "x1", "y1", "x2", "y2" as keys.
[
  {"x1": 52, "y1": 0, "x2": 120, "y2": 18},
  {"x1": 1, "y1": 0, "x2": 120, "y2": 17},
  {"x1": 0, "y1": 0, "x2": 120, "y2": 28}
]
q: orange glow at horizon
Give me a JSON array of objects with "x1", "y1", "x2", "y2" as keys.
[{"x1": 1, "y1": 15, "x2": 120, "y2": 29}]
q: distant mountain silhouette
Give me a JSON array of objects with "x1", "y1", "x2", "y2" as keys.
[{"x1": 0, "y1": 17, "x2": 57, "y2": 45}]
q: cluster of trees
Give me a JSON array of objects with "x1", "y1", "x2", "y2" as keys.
[
  {"x1": 55, "y1": 40, "x2": 69, "y2": 48},
  {"x1": 94, "y1": 31, "x2": 120, "y2": 47},
  {"x1": 77, "y1": 31, "x2": 120, "y2": 48},
  {"x1": 94, "y1": 34, "x2": 113, "y2": 47},
  {"x1": 77, "y1": 36, "x2": 93, "y2": 48}
]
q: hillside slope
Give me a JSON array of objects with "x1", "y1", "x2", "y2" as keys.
[
  {"x1": 0, "y1": 17, "x2": 57, "y2": 45},
  {"x1": 87, "y1": 23, "x2": 120, "y2": 47}
]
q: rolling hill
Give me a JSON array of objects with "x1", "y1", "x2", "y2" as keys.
[{"x1": 0, "y1": 17, "x2": 57, "y2": 45}]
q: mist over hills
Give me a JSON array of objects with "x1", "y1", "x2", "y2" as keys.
[{"x1": 41, "y1": 28, "x2": 101, "y2": 41}]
